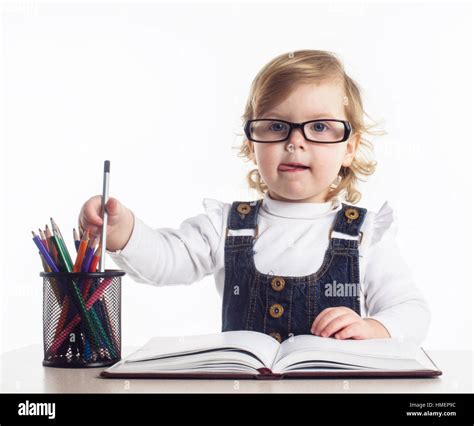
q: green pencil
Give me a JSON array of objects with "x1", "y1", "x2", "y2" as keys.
[{"x1": 50, "y1": 218, "x2": 74, "y2": 271}]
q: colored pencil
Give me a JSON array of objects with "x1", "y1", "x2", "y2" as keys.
[
  {"x1": 32, "y1": 232, "x2": 59, "y2": 273},
  {"x1": 73, "y1": 228, "x2": 80, "y2": 252},
  {"x1": 45, "y1": 225, "x2": 58, "y2": 266},
  {"x1": 81, "y1": 236, "x2": 98, "y2": 274},
  {"x1": 39, "y1": 229, "x2": 49, "y2": 252},
  {"x1": 51, "y1": 218, "x2": 73, "y2": 271},
  {"x1": 73, "y1": 230, "x2": 89, "y2": 272}
]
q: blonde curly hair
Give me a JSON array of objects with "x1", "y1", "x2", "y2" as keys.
[{"x1": 236, "y1": 50, "x2": 385, "y2": 204}]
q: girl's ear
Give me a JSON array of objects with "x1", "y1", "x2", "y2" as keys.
[{"x1": 342, "y1": 132, "x2": 360, "y2": 167}]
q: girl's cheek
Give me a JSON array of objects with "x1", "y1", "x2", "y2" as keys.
[
  {"x1": 313, "y1": 149, "x2": 344, "y2": 171},
  {"x1": 256, "y1": 146, "x2": 281, "y2": 169}
]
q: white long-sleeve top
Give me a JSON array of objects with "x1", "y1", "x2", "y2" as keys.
[{"x1": 108, "y1": 193, "x2": 431, "y2": 345}]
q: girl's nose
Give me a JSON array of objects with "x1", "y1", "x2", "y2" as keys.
[{"x1": 286, "y1": 127, "x2": 307, "y2": 149}]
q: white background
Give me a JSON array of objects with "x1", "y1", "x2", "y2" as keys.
[{"x1": 0, "y1": 0, "x2": 472, "y2": 354}]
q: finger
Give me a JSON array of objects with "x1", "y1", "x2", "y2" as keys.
[
  {"x1": 319, "y1": 314, "x2": 355, "y2": 338},
  {"x1": 84, "y1": 201, "x2": 104, "y2": 226},
  {"x1": 105, "y1": 197, "x2": 122, "y2": 216},
  {"x1": 86, "y1": 225, "x2": 101, "y2": 238},
  {"x1": 311, "y1": 306, "x2": 355, "y2": 334},
  {"x1": 311, "y1": 307, "x2": 337, "y2": 334},
  {"x1": 335, "y1": 323, "x2": 365, "y2": 340},
  {"x1": 312, "y1": 307, "x2": 352, "y2": 335}
]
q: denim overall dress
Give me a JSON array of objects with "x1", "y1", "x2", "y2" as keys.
[{"x1": 221, "y1": 199, "x2": 367, "y2": 343}]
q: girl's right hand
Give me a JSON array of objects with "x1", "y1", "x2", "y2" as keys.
[{"x1": 78, "y1": 195, "x2": 135, "y2": 251}]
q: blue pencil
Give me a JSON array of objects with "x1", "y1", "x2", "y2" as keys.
[{"x1": 32, "y1": 232, "x2": 59, "y2": 272}]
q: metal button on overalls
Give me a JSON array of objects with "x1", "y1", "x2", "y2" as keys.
[
  {"x1": 269, "y1": 303, "x2": 284, "y2": 318},
  {"x1": 269, "y1": 332, "x2": 282, "y2": 343},
  {"x1": 237, "y1": 203, "x2": 251, "y2": 215},
  {"x1": 344, "y1": 208, "x2": 359, "y2": 221},
  {"x1": 271, "y1": 277, "x2": 285, "y2": 292}
]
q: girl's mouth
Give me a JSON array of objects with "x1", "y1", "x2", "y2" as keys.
[{"x1": 278, "y1": 163, "x2": 310, "y2": 172}]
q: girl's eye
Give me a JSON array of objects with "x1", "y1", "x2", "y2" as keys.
[
  {"x1": 269, "y1": 122, "x2": 287, "y2": 132},
  {"x1": 311, "y1": 122, "x2": 328, "y2": 132}
]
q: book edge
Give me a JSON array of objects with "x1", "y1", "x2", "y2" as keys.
[{"x1": 420, "y1": 347, "x2": 443, "y2": 375}]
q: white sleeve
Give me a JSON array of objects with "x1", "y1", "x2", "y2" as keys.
[
  {"x1": 106, "y1": 198, "x2": 225, "y2": 286},
  {"x1": 363, "y1": 201, "x2": 431, "y2": 345}
]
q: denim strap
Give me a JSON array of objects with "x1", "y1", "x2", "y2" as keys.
[
  {"x1": 333, "y1": 203, "x2": 367, "y2": 236},
  {"x1": 328, "y1": 203, "x2": 367, "y2": 249},
  {"x1": 225, "y1": 200, "x2": 263, "y2": 248},
  {"x1": 227, "y1": 200, "x2": 262, "y2": 230}
]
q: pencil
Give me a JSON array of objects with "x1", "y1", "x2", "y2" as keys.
[
  {"x1": 73, "y1": 229, "x2": 89, "y2": 272},
  {"x1": 82, "y1": 236, "x2": 98, "y2": 274},
  {"x1": 51, "y1": 218, "x2": 73, "y2": 271},
  {"x1": 39, "y1": 252, "x2": 51, "y2": 273},
  {"x1": 82, "y1": 243, "x2": 101, "y2": 297},
  {"x1": 72, "y1": 228, "x2": 90, "y2": 354},
  {"x1": 89, "y1": 244, "x2": 101, "y2": 273},
  {"x1": 45, "y1": 225, "x2": 58, "y2": 266},
  {"x1": 88, "y1": 240, "x2": 116, "y2": 356},
  {"x1": 33, "y1": 231, "x2": 64, "y2": 336},
  {"x1": 73, "y1": 228, "x2": 80, "y2": 252},
  {"x1": 99, "y1": 160, "x2": 110, "y2": 272},
  {"x1": 79, "y1": 237, "x2": 99, "y2": 360},
  {"x1": 32, "y1": 231, "x2": 59, "y2": 273},
  {"x1": 37, "y1": 251, "x2": 64, "y2": 307},
  {"x1": 73, "y1": 228, "x2": 89, "y2": 359},
  {"x1": 39, "y1": 229, "x2": 49, "y2": 252},
  {"x1": 52, "y1": 228, "x2": 73, "y2": 272}
]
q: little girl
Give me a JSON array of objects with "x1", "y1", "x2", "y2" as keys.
[{"x1": 78, "y1": 50, "x2": 430, "y2": 345}]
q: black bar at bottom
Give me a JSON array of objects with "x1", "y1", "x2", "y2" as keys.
[{"x1": 0, "y1": 392, "x2": 473, "y2": 425}]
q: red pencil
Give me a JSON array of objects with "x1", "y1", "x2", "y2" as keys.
[
  {"x1": 39, "y1": 229, "x2": 49, "y2": 252},
  {"x1": 89, "y1": 244, "x2": 102, "y2": 273}
]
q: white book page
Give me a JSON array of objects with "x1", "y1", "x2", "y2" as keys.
[
  {"x1": 106, "y1": 350, "x2": 261, "y2": 375},
  {"x1": 110, "y1": 349, "x2": 263, "y2": 373},
  {"x1": 123, "y1": 330, "x2": 280, "y2": 370},
  {"x1": 272, "y1": 335, "x2": 432, "y2": 373}
]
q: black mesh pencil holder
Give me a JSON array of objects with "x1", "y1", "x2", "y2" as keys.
[{"x1": 41, "y1": 270, "x2": 125, "y2": 368}]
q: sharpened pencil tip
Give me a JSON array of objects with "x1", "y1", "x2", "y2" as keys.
[
  {"x1": 104, "y1": 160, "x2": 110, "y2": 173},
  {"x1": 31, "y1": 231, "x2": 36, "y2": 237}
]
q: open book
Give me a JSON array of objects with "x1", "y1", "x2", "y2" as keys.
[{"x1": 101, "y1": 331, "x2": 442, "y2": 379}]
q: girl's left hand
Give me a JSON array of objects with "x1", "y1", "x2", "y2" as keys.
[{"x1": 311, "y1": 307, "x2": 391, "y2": 340}]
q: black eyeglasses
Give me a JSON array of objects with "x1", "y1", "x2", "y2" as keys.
[{"x1": 244, "y1": 118, "x2": 352, "y2": 143}]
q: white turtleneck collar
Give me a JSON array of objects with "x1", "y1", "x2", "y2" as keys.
[{"x1": 261, "y1": 192, "x2": 341, "y2": 220}]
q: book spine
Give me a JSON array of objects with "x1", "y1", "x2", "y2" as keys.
[{"x1": 256, "y1": 368, "x2": 282, "y2": 380}]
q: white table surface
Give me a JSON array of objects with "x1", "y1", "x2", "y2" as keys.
[{"x1": 1, "y1": 345, "x2": 472, "y2": 393}]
